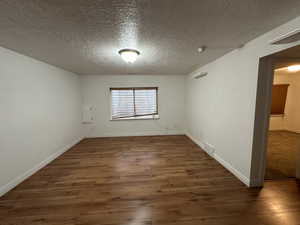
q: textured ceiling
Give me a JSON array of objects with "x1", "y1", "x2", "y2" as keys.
[{"x1": 1, "y1": 0, "x2": 300, "y2": 75}]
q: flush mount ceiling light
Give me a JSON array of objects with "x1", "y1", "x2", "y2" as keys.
[
  {"x1": 118, "y1": 49, "x2": 140, "y2": 63},
  {"x1": 287, "y1": 64, "x2": 300, "y2": 72}
]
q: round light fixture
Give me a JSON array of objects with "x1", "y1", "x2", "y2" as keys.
[
  {"x1": 118, "y1": 49, "x2": 140, "y2": 63},
  {"x1": 287, "y1": 64, "x2": 300, "y2": 72}
]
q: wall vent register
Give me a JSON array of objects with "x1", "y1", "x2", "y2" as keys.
[{"x1": 110, "y1": 87, "x2": 158, "y2": 120}]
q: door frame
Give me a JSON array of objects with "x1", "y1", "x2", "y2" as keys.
[
  {"x1": 250, "y1": 56, "x2": 275, "y2": 187},
  {"x1": 250, "y1": 45, "x2": 300, "y2": 187}
]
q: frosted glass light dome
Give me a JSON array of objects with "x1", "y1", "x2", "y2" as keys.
[{"x1": 118, "y1": 49, "x2": 140, "y2": 63}]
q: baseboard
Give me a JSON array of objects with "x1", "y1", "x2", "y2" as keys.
[
  {"x1": 0, "y1": 136, "x2": 83, "y2": 197},
  {"x1": 185, "y1": 132, "x2": 215, "y2": 157},
  {"x1": 269, "y1": 129, "x2": 300, "y2": 134},
  {"x1": 86, "y1": 130, "x2": 184, "y2": 138},
  {"x1": 185, "y1": 132, "x2": 250, "y2": 187},
  {"x1": 213, "y1": 153, "x2": 250, "y2": 187},
  {"x1": 185, "y1": 132, "x2": 206, "y2": 149}
]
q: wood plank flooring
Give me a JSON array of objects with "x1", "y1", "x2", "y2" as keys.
[
  {"x1": 1, "y1": 135, "x2": 300, "y2": 225},
  {"x1": 266, "y1": 131, "x2": 300, "y2": 179}
]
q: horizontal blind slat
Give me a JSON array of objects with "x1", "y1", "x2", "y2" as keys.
[{"x1": 111, "y1": 88, "x2": 157, "y2": 119}]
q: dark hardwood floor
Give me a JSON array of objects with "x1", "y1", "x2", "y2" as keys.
[{"x1": 1, "y1": 135, "x2": 300, "y2": 225}]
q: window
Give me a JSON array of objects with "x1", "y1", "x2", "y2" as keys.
[
  {"x1": 271, "y1": 84, "x2": 289, "y2": 115},
  {"x1": 110, "y1": 87, "x2": 158, "y2": 120}
]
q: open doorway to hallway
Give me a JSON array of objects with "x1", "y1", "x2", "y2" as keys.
[
  {"x1": 251, "y1": 45, "x2": 300, "y2": 185},
  {"x1": 266, "y1": 60, "x2": 300, "y2": 180}
]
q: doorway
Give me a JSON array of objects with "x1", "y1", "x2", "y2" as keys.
[
  {"x1": 251, "y1": 45, "x2": 300, "y2": 186},
  {"x1": 266, "y1": 65, "x2": 300, "y2": 180}
]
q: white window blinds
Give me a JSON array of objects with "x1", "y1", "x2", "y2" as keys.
[{"x1": 111, "y1": 87, "x2": 158, "y2": 119}]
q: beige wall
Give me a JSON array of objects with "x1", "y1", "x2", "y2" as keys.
[{"x1": 269, "y1": 70, "x2": 300, "y2": 133}]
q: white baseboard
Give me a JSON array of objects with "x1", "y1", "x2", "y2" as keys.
[
  {"x1": 0, "y1": 136, "x2": 83, "y2": 197},
  {"x1": 185, "y1": 132, "x2": 250, "y2": 187},
  {"x1": 185, "y1": 132, "x2": 215, "y2": 157},
  {"x1": 213, "y1": 153, "x2": 250, "y2": 186},
  {"x1": 86, "y1": 130, "x2": 184, "y2": 138},
  {"x1": 186, "y1": 131, "x2": 206, "y2": 149},
  {"x1": 269, "y1": 129, "x2": 300, "y2": 134}
]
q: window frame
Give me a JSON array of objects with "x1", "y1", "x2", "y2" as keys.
[{"x1": 109, "y1": 87, "x2": 159, "y2": 120}]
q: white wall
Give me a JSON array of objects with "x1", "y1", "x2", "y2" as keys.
[
  {"x1": 0, "y1": 47, "x2": 83, "y2": 196},
  {"x1": 185, "y1": 16, "x2": 300, "y2": 186},
  {"x1": 81, "y1": 75, "x2": 185, "y2": 137},
  {"x1": 269, "y1": 70, "x2": 300, "y2": 133}
]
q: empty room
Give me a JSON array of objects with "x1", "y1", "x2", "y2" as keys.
[{"x1": 1, "y1": 1, "x2": 300, "y2": 225}]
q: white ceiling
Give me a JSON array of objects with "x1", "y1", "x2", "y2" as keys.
[{"x1": 1, "y1": 0, "x2": 300, "y2": 75}]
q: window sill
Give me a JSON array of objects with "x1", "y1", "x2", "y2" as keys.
[{"x1": 110, "y1": 115, "x2": 160, "y2": 121}]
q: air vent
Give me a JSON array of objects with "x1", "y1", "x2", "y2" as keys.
[
  {"x1": 270, "y1": 28, "x2": 300, "y2": 45},
  {"x1": 194, "y1": 72, "x2": 208, "y2": 79}
]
